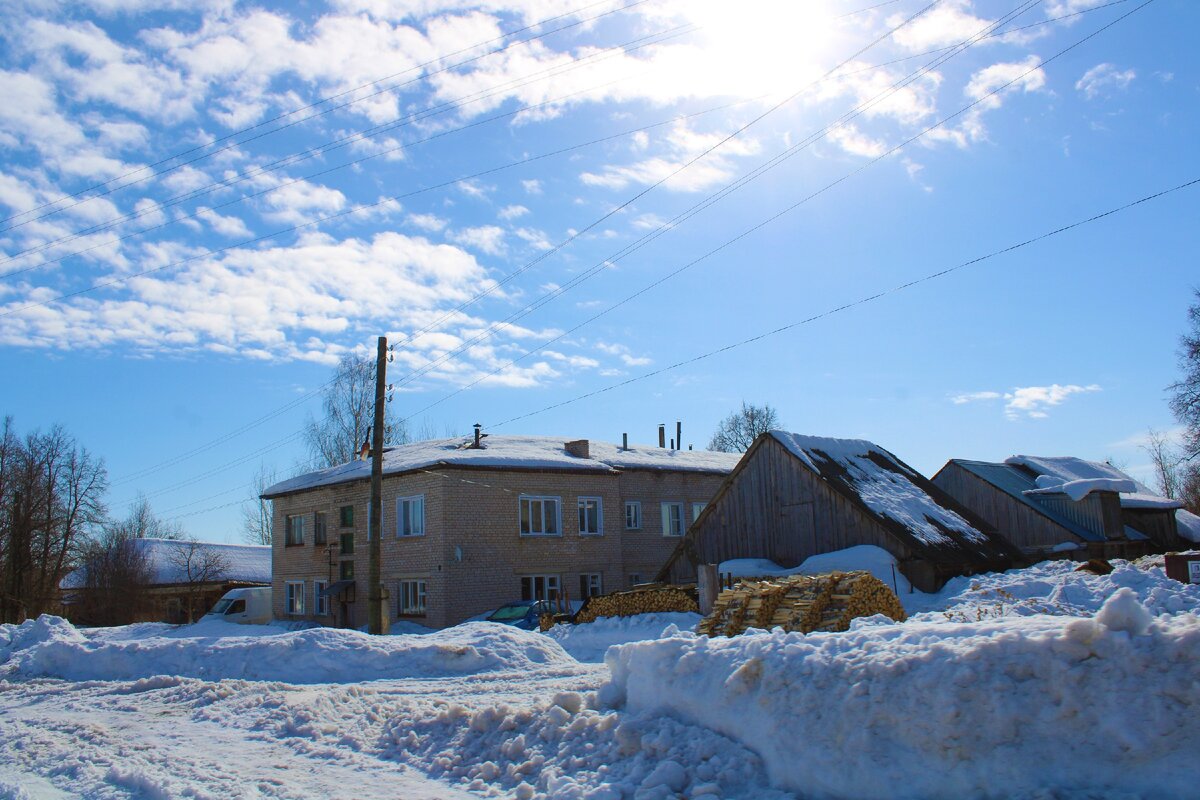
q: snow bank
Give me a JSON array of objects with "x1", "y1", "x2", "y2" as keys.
[
  {"x1": 603, "y1": 590, "x2": 1200, "y2": 799},
  {"x1": 1, "y1": 618, "x2": 581, "y2": 683},
  {"x1": 908, "y1": 558, "x2": 1200, "y2": 620},
  {"x1": 545, "y1": 612, "x2": 702, "y2": 662}
]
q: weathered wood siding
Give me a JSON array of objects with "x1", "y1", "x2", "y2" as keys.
[
  {"x1": 1122, "y1": 508, "x2": 1181, "y2": 549},
  {"x1": 675, "y1": 437, "x2": 912, "y2": 581},
  {"x1": 932, "y1": 462, "x2": 1084, "y2": 551}
]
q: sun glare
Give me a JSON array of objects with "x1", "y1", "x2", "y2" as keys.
[{"x1": 681, "y1": 0, "x2": 841, "y2": 97}]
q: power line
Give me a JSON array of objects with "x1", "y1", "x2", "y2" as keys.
[
  {"x1": 0, "y1": 0, "x2": 657, "y2": 232},
  {"x1": 491, "y1": 173, "x2": 1197, "y2": 428},
  {"x1": 96, "y1": 0, "x2": 943, "y2": 499},
  {"x1": 384, "y1": 0, "x2": 1044, "y2": 396},
  {"x1": 146, "y1": 1, "x2": 1164, "y2": 525},
  {"x1": 406, "y1": 0, "x2": 1152, "y2": 421}
]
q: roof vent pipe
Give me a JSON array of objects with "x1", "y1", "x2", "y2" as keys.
[
  {"x1": 676, "y1": 421, "x2": 682, "y2": 452},
  {"x1": 658, "y1": 425, "x2": 666, "y2": 448},
  {"x1": 670, "y1": 438, "x2": 675, "y2": 449},
  {"x1": 473, "y1": 423, "x2": 482, "y2": 448},
  {"x1": 622, "y1": 432, "x2": 628, "y2": 451}
]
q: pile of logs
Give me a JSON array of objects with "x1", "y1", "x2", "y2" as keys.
[
  {"x1": 698, "y1": 571, "x2": 906, "y2": 637},
  {"x1": 572, "y1": 584, "x2": 699, "y2": 624}
]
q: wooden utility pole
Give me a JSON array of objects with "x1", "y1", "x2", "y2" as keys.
[{"x1": 367, "y1": 336, "x2": 387, "y2": 635}]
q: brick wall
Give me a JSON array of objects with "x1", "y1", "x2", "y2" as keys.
[{"x1": 270, "y1": 463, "x2": 729, "y2": 628}]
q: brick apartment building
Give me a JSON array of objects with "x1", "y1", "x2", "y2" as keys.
[{"x1": 261, "y1": 433, "x2": 740, "y2": 628}]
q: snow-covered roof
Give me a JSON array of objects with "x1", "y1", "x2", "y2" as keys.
[
  {"x1": 263, "y1": 435, "x2": 742, "y2": 497},
  {"x1": 768, "y1": 432, "x2": 1015, "y2": 563},
  {"x1": 61, "y1": 538, "x2": 271, "y2": 589},
  {"x1": 1006, "y1": 455, "x2": 1183, "y2": 510}
]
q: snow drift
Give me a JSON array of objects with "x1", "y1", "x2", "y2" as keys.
[
  {"x1": 602, "y1": 589, "x2": 1200, "y2": 799},
  {"x1": 0, "y1": 618, "x2": 580, "y2": 683}
]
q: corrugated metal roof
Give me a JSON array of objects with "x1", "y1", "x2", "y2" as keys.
[{"x1": 952, "y1": 460, "x2": 1104, "y2": 542}]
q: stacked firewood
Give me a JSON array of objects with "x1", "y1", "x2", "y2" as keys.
[
  {"x1": 572, "y1": 584, "x2": 699, "y2": 624},
  {"x1": 698, "y1": 571, "x2": 906, "y2": 637}
]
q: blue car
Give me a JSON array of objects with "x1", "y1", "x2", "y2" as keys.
[{"x1": 486, "y1": 600, "x2": 554, "y2": 630}]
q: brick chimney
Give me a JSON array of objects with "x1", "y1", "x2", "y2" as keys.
[{"x1": 565, "y1": 439, "x2": 590, "y2": 459}]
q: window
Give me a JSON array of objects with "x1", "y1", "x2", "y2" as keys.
[
  {"x1": 628, "y1": 573, "x2": 644, "y2": 587},
  {"x1": 339, "y1": 505, "x2": 354, "y2": 527},
  {"x1": 314, "y1": 512, "x2": 327, "y2": 546},
  {"x1": 314, "y1": 580, "x2": 329, "y2": 616},
  {"x1": 285, "y1": 514, "x2": 305, "y2": 546},
  {"x1": 577, "y1": 497, "x2": 602, "y2": 536},
  {"x1": 398, "y1": 579, "x2": 427, "y2": 615},
  {"x1": 397, "y1": 495, "x2": 425, "y2": 537},
  {"x1": 579, "y1": 573, "x2": 602, "y2": 599},
  {"x1": 520, "y1": 574, "x2": 561, "y2": 602},
  {"x1": 519, "y1": 495, "x2": 561, "y2": 536},
  {"x1": 224, "y1": 599, "x2": 246, "y2": 615},
  {"x1": 340, "y1": 532, "x2": 354, "y2": 556},
  {"x1": 661, "y1": 502, "x2": 684, "y2": 537},
  {"x1": 624, "y1": 501, "x2": 642, "y2": 530},
  {"x1": 691, "y1": 502, "x2": 707, "y2": 522},
  {"x1": 286, "y1": 581, "x2": 305, "y2": 615},
  {"x1": 339, "y1": 560, "x2": 355, "y2": 580}
]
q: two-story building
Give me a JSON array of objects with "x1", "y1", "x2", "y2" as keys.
[{"x1": 261, "y1": 433, "x2": 740, "y2": 628}]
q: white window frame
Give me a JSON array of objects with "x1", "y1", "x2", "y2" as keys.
[
  {"x1": 691, "y1": 502, "x2": 707, "y2": 522},
  {"x1": 624, "y1": 500, "x2": 642, "y2": 530},
  {"x1": 579, "y1": 572, "x2": 602, "y2": 598},
  {"x1": 661, "y1": 502, "x2": 684, "y2": 537},
  {"x1": 286, "y1": 580, "x2": 305, "y2": 615},
  {"x1": 396, "y1": 495, "x2": 425, "y2": 537},
  {"x1": 285, "y1": 514, "x2": 305, "y2": 546},
  {"x1": 314, "y1": 580, "x2": 329, "y2": 616},
  {"x1": 577, "y1": 496, "x2": 603, "y2": 536},
  {"x1": 398, "y1": 579, "x2": 427, "y2": 615},
  {"x1": 520, "y1": 574, "x2": 561, "y2": 602},
  {"x1": 519, "y1": 495, "x2": 562, "y2": 537}
]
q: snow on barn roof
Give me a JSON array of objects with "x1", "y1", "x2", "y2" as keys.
[
  {"x1": 1005, "y1": 455, "x2": 1184, "y2": 510},
  {"x1": 61, "y1": 538, "x2": 271, "y2": 589},
  {"x1": 768, "y1": 431, "x2": 1015, "y2": 562},
  {"x1": 263, "y1": 435, "x2": 743, "y2": 498}
]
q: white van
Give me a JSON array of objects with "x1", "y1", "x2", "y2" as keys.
[{"x1": 205, "y1": 587, "x2": 272, "y2": 625}]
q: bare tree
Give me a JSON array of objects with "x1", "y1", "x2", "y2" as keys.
[
  {"x1": 1, "y1": 418, "x2": 108, "y2": 623},
  {"x1": 303, "y1": 354, "x2": 409, "y2": 469},
  {"x1": 707, "y1": 402, "x2": 782, "y2": 453},
  {"x1": 1169, "y1": 289, "x2": 1200, "y2": 460},
  {"x1": 73, "y1": 525, "x2": 152, "y2": 627},
  {"x1": 241, "y1": 463, "x2": 277, "y2": 546},
  {"x1": 167, "y1": 538, "x2": 231, "y2": 623},
  {"x1": 110, "y1": 494, "x2": 184, "y2": 540},
  {"x1": 1143, "y1": 429, "x2": 1182, "y2": 499}
]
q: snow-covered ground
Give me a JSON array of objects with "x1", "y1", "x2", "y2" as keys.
[{"x1": 2, "y1": 557, "x2": 1199, "y2": 799}]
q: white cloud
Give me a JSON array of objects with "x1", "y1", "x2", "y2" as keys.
[
  {"x1": 1005, "y1": 384, "x2": 1101, "y2": 419},
  {"x1": 196, "y1": 206, "x2": 252, "y2": 238},
  {"x1": 580, "y1": 122, "x2": 760, "y2": 193},
  {"x1": 889, "y1": 0, "x2": 990, "y2": 52},
  {"x1": 952, "y1": 384, "x2": 1101, "y2": 419},
  {"x1": 498, "y1": 204, "x2": 529, "y2": 220},
  {"x1": 521, "y1": 179, "x2": 542, "y2": 195},
  {"x1": 514, "y1": 227, "x2": 552, "y2": 251},
  {"x1": 1076, "y1": 63, "x2": 1136, "y2": 100},
  {"x1": 827, "y1": 124, "x2": 887, "y2": 158},
  {"x1": 407, "y1": 213, "x2": 448, "y2": 232},
  {"x1": 450, "y1": 225, "x2": 506, "y2": 255}
]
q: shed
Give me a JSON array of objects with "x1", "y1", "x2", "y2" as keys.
[
  {"x1": 658, "y1": 431, "x2": 1020, "y2": 593},
  {"x1": 932, "y1": 455, "x2": 1189, "y2": 558}
]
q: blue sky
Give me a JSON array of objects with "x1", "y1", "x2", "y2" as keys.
[{"x1": 1, "y1": 0, "x2": 1196, "y2": 543}]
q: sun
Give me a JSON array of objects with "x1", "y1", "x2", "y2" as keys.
[{"x1": 679, "y1": 0, "x2": 843, "y2": 98}]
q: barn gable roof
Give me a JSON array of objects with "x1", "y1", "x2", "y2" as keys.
[
  {"x1": 61, "y1": 538, "x2": 271, "y2": 590},
  {"x1": 767, "y1": 432, "x2": 1018, "y2": 565}
]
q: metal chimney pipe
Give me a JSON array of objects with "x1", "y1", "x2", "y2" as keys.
[
  {"x1": 622, "y1": 432, "x2": 628, "y2": 451},
  {"x1": 670, "y1": 438, "x2": 675, "y2": 450},
  {"x1": 473, "y1": 423, "x2": 481, "y2": 448},
  {"x1": 658, "y1": 424, "x2": 666, "y2": 448},
  {"x1": 676, "y1": 421, "x2": 682, "y2": 452}
]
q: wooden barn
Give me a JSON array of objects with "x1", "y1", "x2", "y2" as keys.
[
  {"x1": 658, "y1": 432, "x2": 1021, "y2": 593},
  {"x1": 932, "y1": 455, "x2": 1194, "y2": 560}
]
